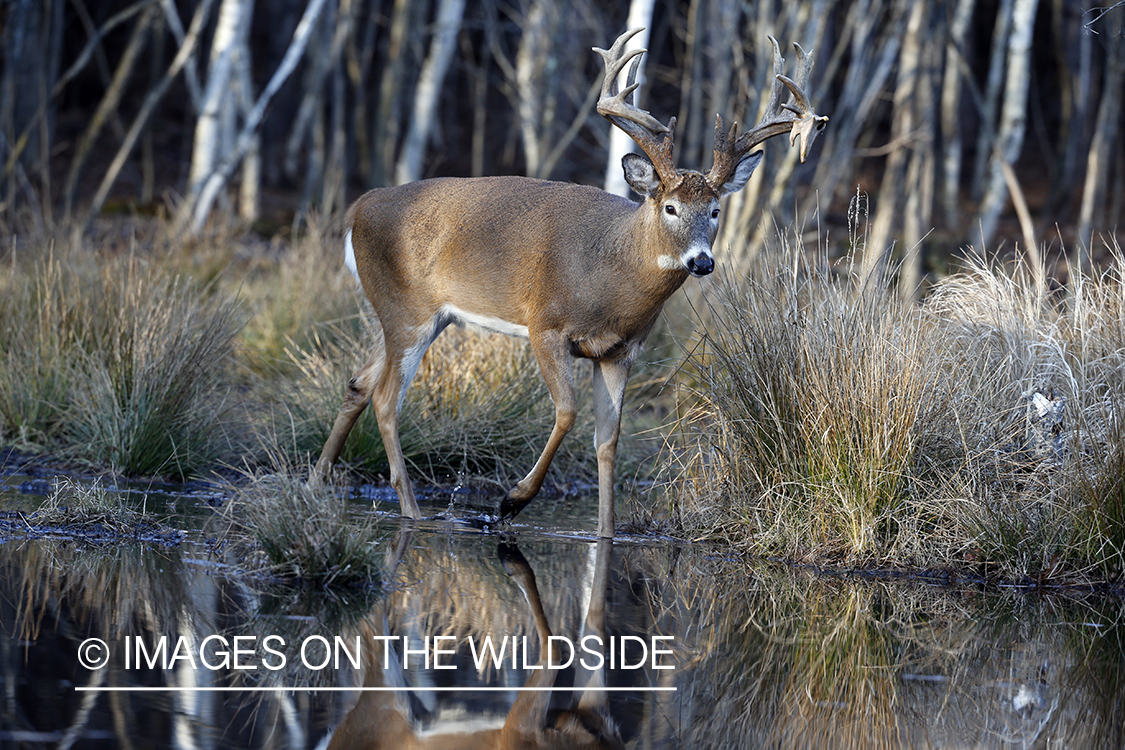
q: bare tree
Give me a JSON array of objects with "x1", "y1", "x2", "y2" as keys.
[
  {"x1": 867, "y1": 2, "x2": 927, "y2": 280},
  {"x1": 183, "y1": 0, "x2": 330, "y2": 233},
  {"x1": 394, "y1": 0, "x2": 467, "y2": 184},
  {"x1": 1077, "y1": 32, "x2": 1125, "y2": 258},
  {"x1": 939, "y1": 0, "x2": 976, "y2": 227},
  {"x1": 976, "y1": 0, "x2": 1041, "y2": 247},
  {"x1": 188, "y1": 0, "x2": 254, "y2": 205}
]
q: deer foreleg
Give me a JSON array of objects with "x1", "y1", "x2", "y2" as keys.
[
  {"x1": 592, "y1": 358, "x2": 631, "y2": 539},
  {"x1": 501, "y1": 330, "x2": 575, "y2": 520}
]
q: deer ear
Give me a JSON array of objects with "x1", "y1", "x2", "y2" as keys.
[
  {"x1": 719, "y1": 150, "x2": 763, "y2": 196},
  {"x1": 622, "y1": 153, "x2": 662, "y2": 196}
]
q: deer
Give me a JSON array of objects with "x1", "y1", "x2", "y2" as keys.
[{"x1": 308, "y1": 28, "x2": 827, "y2": 538}]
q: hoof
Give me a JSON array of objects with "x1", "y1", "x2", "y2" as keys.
[{"x1": 499, "y1": 494, "x2": 531, "y2": 522}]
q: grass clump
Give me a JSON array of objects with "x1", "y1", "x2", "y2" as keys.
[
  {"x1": 927, "y1": 245, "x2": 1125, "y2": 578},
  {"x1": 222, "y1": 470, "x2": 384, "y2": 587},
  {"x1": 67, "y1": 260, "x2": 244, "y2": 476},
  {"x1": 669, "y1": 230, "x2": 1125, "y2": 579},
  {"x1": 670, "y1": 245, "x2": 942, "y2": 561},
  {"x1": 0, "y1": 237, "x2": 244, "y2": 478},
  {"x1": 25, "y1": 477, "x2": 183, "y2": 543}
]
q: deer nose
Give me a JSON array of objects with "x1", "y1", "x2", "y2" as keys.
[{"x1": 687, "y1": 253, "x2": 714, "y2": 277}]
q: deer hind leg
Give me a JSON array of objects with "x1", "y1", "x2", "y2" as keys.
[
  {"x1": 368, "y1": 320, "x2": 447, "y2": 519},
  {"x1": 309, "y1": 347, "x2": 386, "y2": 488},
  {"x1": 310, "y1": 314, "x2": 445, "y2": 520},
  {"x1": 591, "y1": 357, "x2": 631, "y2": 539},
  {"x1": 501, "y1": 329, "x2": 575, "y2": 520}
]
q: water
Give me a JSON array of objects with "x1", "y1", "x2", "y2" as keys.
[{"x1": 2, "y1": 471, "x2": 1124, "y2": 749}]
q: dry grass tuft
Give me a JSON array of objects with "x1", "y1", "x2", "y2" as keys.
[
  {"x1": 0, "y1": 231, "x2": 244, "y2": 477},
  {"x1": 668, "y1": 231, "x2": 1125, "y2": 578},
  {"x1": 668, "y1": 239, "x2": 943, "y2": 562},
  {"x1": 29, "y1": 477, "x2": 183, "y2": 542},
  {"x1": 220, "y1": 467, "x2": 384, "y2": 587}
]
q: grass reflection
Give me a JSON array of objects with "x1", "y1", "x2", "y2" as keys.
[{"x1": 678, "y1": 563, "x2": 1125, "y2": 748}]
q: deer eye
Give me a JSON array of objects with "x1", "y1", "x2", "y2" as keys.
[
  {"x1": 711, "y1": 208, "x2": 720, "y2": 219},
  {"x1": 664, "y1": 204, "x2": 677, "y2": 216}
]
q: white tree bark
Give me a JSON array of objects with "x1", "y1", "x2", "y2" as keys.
[
  {"x1": 976, "y1": 0, "x2": 1040, "y2": 248},
  {"x1": 185, "y1": 0, "x2": 330, "y2": 233},
  {"x1": 188, "y1": 0, "x2": 253, "y2": 197},
  {"x1": 603, "y1": 0, "x2": 656, "y2": 197},
  {"x1": 867, "y1": 1, "x2": 925, "y2": 281},
  {"x1": 515, "y1": 0, "x2": 555, "y2": 178},
  {"x1": 234, "y1": 44, "x2": 260, "y2": 222},
  {"x1": 394, "y1": 0, "x2": 467, "y2": 185}
]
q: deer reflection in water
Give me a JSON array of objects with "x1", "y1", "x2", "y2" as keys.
[{"x1": 325, "y1": 534, "x2": 624, "y2": 750}]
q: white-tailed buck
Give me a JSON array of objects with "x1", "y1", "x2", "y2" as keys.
[{"x1": 309, "y1": 29, "x2": 827, "y2": 537}]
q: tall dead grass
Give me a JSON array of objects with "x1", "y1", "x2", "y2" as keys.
[
  {"x1": 669, "y1": 242, "x2": 944, "y2": 562},
  {"x1": 0, "y1": 234, "x2": 243, "y2": 477},
  {"x1": 669, "y1": 232, "x2": 1125, "y2": 578}
]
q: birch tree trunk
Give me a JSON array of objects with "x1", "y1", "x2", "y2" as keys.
[
  {"x1": 184, "y1": 0, "x2": 330, "y2": 233},
  {"x1": 792, "y1": 0, "x2": 905, "y2": 261},
  {"x1": 603, "y1": 0, "x2": 656, "y2": 197},
  {"x1": 394, "y1": 0, "x2": 467, "y2": 185},
  {"x1": 370, "y1": 0, "x2": 420, "y2": 186},
  {"x1": 976, "y1": 0, "x2": 1041, "y2": 248},
  {"x1": 235, "y1": 37, "x2": 260, "y2": 222},
  {"x1": 867, "y1": 0, "x2": 925, "y2": 281},
  {"x1": 971, "y1": 0, "x2": 1014, "y2": 201},
  {"x1": 900, "y1": 35, "x2": 937, "y2": 300},
  {"x1": 940, "y1": 0, "x2": 976, "y2": 227},
  {"x1": 188, "y1": 0, "x2": 254, "y2": 199},
  {"x1": 515, "y1": 0, "x2": 553, "y2": 178},
  {"x1": 1077, "y1": 37, "x2": 1125, "y2": 262}
]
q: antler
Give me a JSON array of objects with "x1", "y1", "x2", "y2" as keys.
[
  {"x1": 707, "y1": 37, "x2": 829, "y2": 192},
  {"x1": 593, "y1": 28, "x2": 679, "y2": 187}
]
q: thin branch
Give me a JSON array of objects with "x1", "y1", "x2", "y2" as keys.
[{"x1": 1084, "y1": 1, "x2": 1125, "y2": 32}]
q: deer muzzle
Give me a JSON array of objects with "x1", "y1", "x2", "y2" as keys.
[{"x1": 686, "y1": 252, "x2": 714, "y2": 277}]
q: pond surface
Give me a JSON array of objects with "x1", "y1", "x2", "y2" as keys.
[{"x1": 1, "y1": 469, "x2": 1124, "y2": 749}]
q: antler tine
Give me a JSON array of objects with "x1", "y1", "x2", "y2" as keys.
[
  {"x1": 595, "y1": 28, "x2": 678, "y2": 186},
  {"x1": 790, "y1": 41, "x2": 814, "y2": 93},
  {"x1": 706, "y1": 36, "x2": 829, "y2": 190},
  {"x1": 759, "y1": 37, "x2": 787, "y2": 128}
]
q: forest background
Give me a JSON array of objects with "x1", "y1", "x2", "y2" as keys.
[{"x1": 2, "y1": 0, "x2": 1123, "y2": 281}]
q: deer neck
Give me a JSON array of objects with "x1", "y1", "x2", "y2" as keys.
[{"x1": 614, "y1": 200, "x2": 693, "y2": 300}]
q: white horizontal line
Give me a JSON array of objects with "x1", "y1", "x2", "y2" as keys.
[{"x1": 75, "y1": 686, "x2": 676, "y2": 693}]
